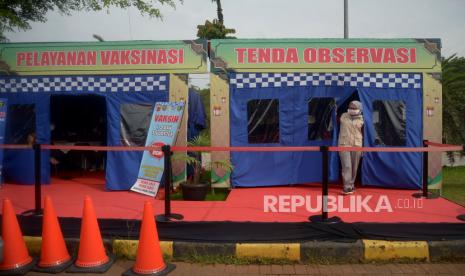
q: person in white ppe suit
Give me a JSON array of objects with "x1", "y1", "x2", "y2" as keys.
[{"x1": 338, "y1": 101, "x2": 364, "y2": 195}]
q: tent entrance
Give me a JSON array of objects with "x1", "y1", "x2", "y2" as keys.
[
  {"x1": 230, "y1": 85, "x2": 357, "y2": 187},
  {"x1": 50, "y1": 95, "x2": 107, "y2": 176}
]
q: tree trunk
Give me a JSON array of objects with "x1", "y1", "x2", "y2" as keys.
[{"x1": 216, "y1": 0, "x2": 224, "y2": 24}]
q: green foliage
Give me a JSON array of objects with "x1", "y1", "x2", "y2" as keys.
[
  {"x1": 175, "y1": 254, "x2": 296, "y2": 265},
  {"x1": 442, "y1": 166, "x2": 465, "y2": 207},
  {"x1": 187, "y1": 131, "x2": 210, "y2": 147},
  {"x1": 187, "y1": 132, "x2": 233, "y2": 171},
  {"x1": 0, "y1": 0, "x2": 180, "y2": 41},
  {"x1": 172, "y1": 153, "x2": 198, "y2": 166},
  {"x1": 173, "y1": 132, "x2": 232, "y2": 185},
  {"x1": 199, "y1": 168, "x2": 211, "y2": 183},
  {"x1": 196, "y1": 19, "x2": 235, "y2": 40},
  {"x1": 196, "y1": 0, "x2": 233, "y2": 40},
  {"x1": 442, "y1": 55, "x2": 465, "y2": 149}
]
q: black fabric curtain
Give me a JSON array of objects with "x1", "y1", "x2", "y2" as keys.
[
  {"x1": 13, "y1": 216, "x2": 465, "y2": 242},
  {"x1": 5, "y1": 104, "x2": 36, "y2": 144},
  {"x1": 308, "y1": 98, "x2": 335, "y2": 141},
  {"x1": 120, "y1": 104, "x2": 153, "y2": 146},
  {"x1": 246, "y1": 99, "x2": 280, "y2": 144},
  {"x1": 373, "y1": 100, "x2": 406, "y2": 146}
]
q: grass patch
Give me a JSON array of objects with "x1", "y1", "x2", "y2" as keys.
[
  {"x1": 170, "y1": 188, "x2": 230, "y2": 201},
  {"x1": 301, "y1": 249, "x2": 362, "y2": 265},
  {"x1": 361, "y1": 258, "x2": 428, "y2": 264},
  {"x1": 174, "y1": 254, "x2": 296, "y2": 265},
  {"x1": 442, "y1": 166, "x2": 465, "y2": 206}
]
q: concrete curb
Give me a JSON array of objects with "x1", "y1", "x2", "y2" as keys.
[
  {"x1": 301, "y1": 240, "x2": 364, "y2": 263},
  {"x1": 363, "y1": 240, "x2": 429, "y2": 261},
  {"x1": 428, "y1": 240, "x2": 465, "y2": 262},
  {"x1": 23, "y1": 236, "x2": 465, "y2": 263}
]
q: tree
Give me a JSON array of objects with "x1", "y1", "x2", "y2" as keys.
[
  {"x1": 0, "y1": 0, "x2": 180, "y2": 41},
  {"x1": 212, "y1": 0, "x2": 223, "y2": 24},
  {"x1": 196, "y1": 19, "x2": 235, "y2": 40},
  {"x1": 197, "y1": 0, "x2": 235, "y2": 39},
  {"x1": 441, "y1": 54, "x2": 465, "y2": 160}
]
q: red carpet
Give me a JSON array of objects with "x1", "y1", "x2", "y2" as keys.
[{"x1": 1, "y1": 174, "x2": 464, "y2": 223}]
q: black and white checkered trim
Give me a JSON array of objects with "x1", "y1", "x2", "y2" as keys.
[
  {"x1": 230, "y1": 73, "x2": 422, "y2": 89},
  {"x1": 0, "y1": 75, "x2": 168, "y2": 93}
]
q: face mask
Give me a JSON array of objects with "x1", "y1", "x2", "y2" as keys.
[{"x1": 348, "y1": 109, "x2": 360, "y2": 116}]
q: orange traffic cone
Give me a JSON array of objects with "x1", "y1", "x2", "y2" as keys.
[
  {"x1": 67, "y1": 196, "x2": 114, "y2": 273},
  {"x1": 0, "y1": 198, "x2": 35, "y2": 276},
  {"x1": 33, "y1": 196, "x2": 73, "y2": 273},
  {"x1": 123, "y1": 201, "x2": 175, "y2": 276}
]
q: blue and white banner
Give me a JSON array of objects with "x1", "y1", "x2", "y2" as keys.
[
  {"x1": 131, "y1": 101, "x2": 185, "y2": 197},
  {"x1": 0, "y1": 99, "x2": 7, "y2": 185}
]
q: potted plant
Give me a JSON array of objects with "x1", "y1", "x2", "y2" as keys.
[{"x1": 173, "y1": 132, "x2": 232, "y2": 201}]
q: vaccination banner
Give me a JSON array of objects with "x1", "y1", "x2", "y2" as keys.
[
  {"x1": 0, "y1": 40, "x2": 208, "y2": 75},
  {"x1": 0, "y1": 99, "x2": 7, "y2": 185},
  {"x1": 209, "y1": 38, "x2": 441, "y2": 73},
  {"x1": 131, "y1": 101, "x2": 185, "y2": 197}
]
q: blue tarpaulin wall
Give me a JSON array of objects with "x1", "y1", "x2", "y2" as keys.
[
  {"x1": 187, "y1": 89, "x2": 207, "y2": 141},
  {"x1": 0, "y1": 74, "x2": 168, "y2": 190},
  {"x1": 358, "y1": 87, "x2": 423, "y2": 189},
  {"x1": 229, "y1": 73, "x2": 423, "y2": 189}
]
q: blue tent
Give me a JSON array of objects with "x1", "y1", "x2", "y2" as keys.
[
  {"x1": 0, "y1": 74, "x2": 168, "y2": 190},
  {"x1": 229, "y1": 73, "x2": 423, "y2": 189}
]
